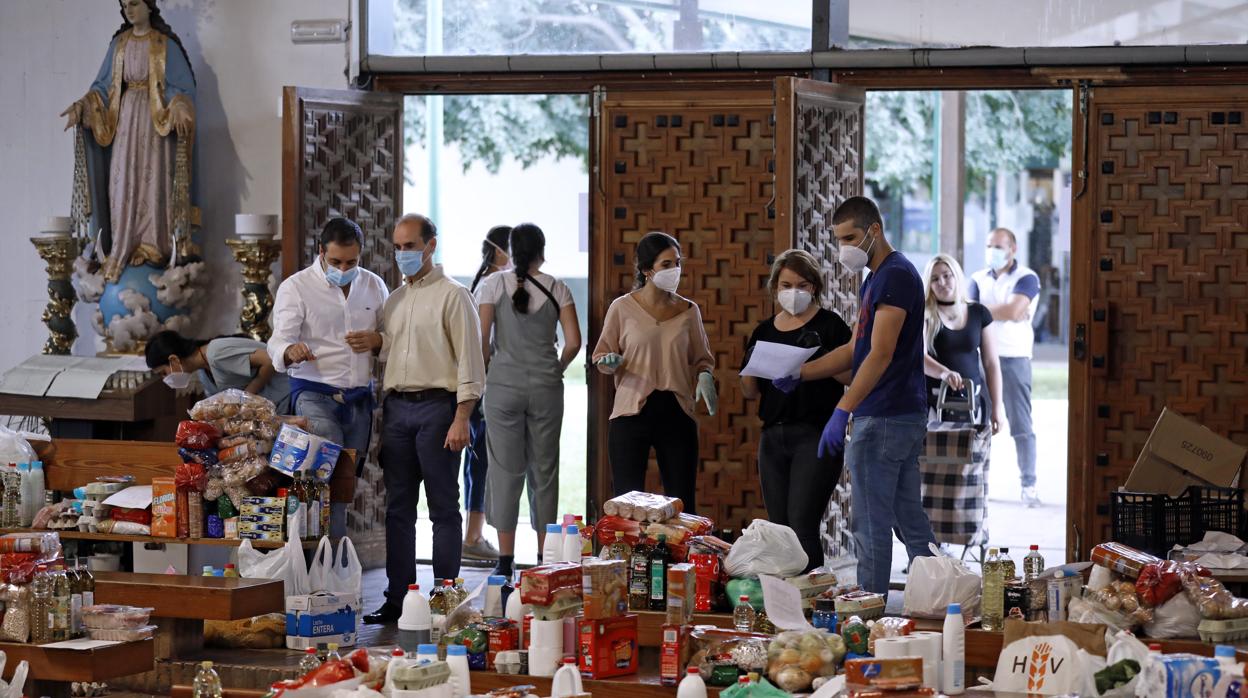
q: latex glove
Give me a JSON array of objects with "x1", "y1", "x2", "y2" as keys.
[
  {"x1": 817, "y1": 408, "x2": 851, "y2": 459},
  {"x1": 695, "y1": 371, "x2": 718, "y2": 416},
  {"x1": 772, "y1": 374, "x2": 802, "y2": 394},
  {"x1": 596, "y1": 353, "x2": 623, "y2": 374}
]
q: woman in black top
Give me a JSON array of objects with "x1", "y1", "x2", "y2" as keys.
[
  {"x1": 742, "y1": 250, "x2": 852, "y2": 571},
  {"x1": 921, "y1": 254, "x2": 1004, "y2": 433}
]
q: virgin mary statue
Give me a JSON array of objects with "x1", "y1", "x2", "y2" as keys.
[{"x1": 63, "y1": 0, "x2": 200, "y2": 350}]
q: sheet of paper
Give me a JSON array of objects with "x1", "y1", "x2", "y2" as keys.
[
  {"x1": 39, "y1": 638, "x2": 121, "y2": 650},
  {"x1": 739, "y1": 341, "x2": 819, "y2": 381},
  {"x1": 45, "y1": 356, "x2": 129, "y2": 399},
  {"x1": 102, "y1": 485, "x2": 153, "y2": 510},
  {"x1": 0, "y1": 354, "x2": 85, "y2": 396},
  {"x1": 759, "y1": 573, "x2": 815, "y2": 632}
]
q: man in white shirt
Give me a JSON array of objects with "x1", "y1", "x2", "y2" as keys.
[
  {"x1": 969, "y1": 227, "x2": 1041, "y2": 507},
  {"x1": 356, "y1": 213, "x2": 486, "y2": 625},
  {"x1": 267, "y1": 218, "x2": 389, "y2": 535}
]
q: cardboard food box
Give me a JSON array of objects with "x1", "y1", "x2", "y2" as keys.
[
  {"x1": 1124, "y1": 408, "x2": 1247, "y2": 496},
  {"x1": 582, "y1": 558, "x2": 627, "y2": 619},
  {"x1": 659, "y1": 623, "x2": 690, "y2": 686},
  {"x1": 285, "y1": 591, "x2": 358, "y2": 650},
  {"x1": 520, "y1": 563, "x2": 582, "y2": 606},
  {"x1": 665, "y1": 563, "x2": 696, "y2": 625},
  {"x1": 578, "y1": 614, "x2": 638, "y2": 679},
  {"x1": 150, "y1": 477, "x2": 177, "y2": 538},
  {"x1": 487, "y1": 619, "x2": 519, "y2": 670},
  {"x1": 845, "y1": 657, "x2": 924, "y2": 690}
]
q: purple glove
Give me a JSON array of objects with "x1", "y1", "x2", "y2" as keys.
[
  {"x1": 772, "y1": 375, "x2": 802, "y2": 394},
  {"x1": 817, "y1": 408, "x2": 851, "y2": 459}
]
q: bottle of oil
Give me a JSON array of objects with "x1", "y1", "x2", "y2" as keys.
[
  {"x1": 981, "y1": 548, "x2": 1004, "y2": 632},
  {"x1": 628, "y1": 538, "x2": 651, "y2": 611},
  {"x1": 66, "y1": 558, "x2": 83, "y2": 636},
  {"x1": 648, "y1": 534, "x2": 671, "y2": 611},
  {"x1": 30, "y1": 570, "x2": 52, "y2": 644},
  {"x1": 999, "y1": 547, "x2": 1017, "y2": 581},
  {"x1": 51, "y1": 567, "x2": 72, "y2": 640},
  {"x1": 1023, "y1": 545, "x2": 1045, "y2": 583},
  {"x1": 79, "y1": 557, "x2": 95, "y2": 609},
  {"x1": 429, "y1": 580, "x2": 447, "y2": 645}
]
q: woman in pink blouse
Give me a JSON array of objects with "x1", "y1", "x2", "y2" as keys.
[{"x1": 593, "y1": 232, "x2": 717, "y2": 514}]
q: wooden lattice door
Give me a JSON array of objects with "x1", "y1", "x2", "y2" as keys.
[
  {"x1": 589, "y1": 89, "x2": 783, "y2": 530},
  {"x1": 280, "y1": 86, "x2": 404, "y2": 567},
  {"x1": 773, "y1": 77, "x2": 864, "y2": 563},
  {"x1": 281, "y1": 87, "x2": 404, "y2": 286},
  {"x1": 1069, "y1": 84, "x2": 1248, "y2": 560}
]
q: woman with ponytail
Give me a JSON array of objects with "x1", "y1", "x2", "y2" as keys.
[
  {"x1": 461, "y1": 225, "x2": 511, "y2": 562},
  {"x1": 476, "y1": 223, "x2": 581, "y2": 575}
]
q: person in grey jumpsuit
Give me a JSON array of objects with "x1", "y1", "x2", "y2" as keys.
[{"x1": 478, "y1": 223, "x2": 583, "y2": 577}]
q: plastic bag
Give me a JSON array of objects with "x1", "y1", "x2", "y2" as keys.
[
  {"x1": 724, "y1": 520, "x2": 808, "y2": 579},
  {"x1": 1143, "y1": 591, "x2": 1201, "y2": 639},
  {"x1": 902, "y1": 543, "x2": 981, "y2": 618},
  {"x1": 991, "y1": 631, "x2": 1106, "y2": 695},
  {"x1": 0, "y1": 427, "x2": 36, "y2": 465},
  {"x1": 238, "y1": 520, "x2": 310, "y2": 597},
  {"x1": 308, "y1": 537, "x2": 363, "y2": 609},
  {"x1": 189, "y1": 388, "x2": 276, "y2": 422},
  {"x1": 1180, "y1": 568, "x2": 1248, "y2": 619},
  {"x1": 602, "y1": 491, "x2": 683, "y2": 522},
  {"x1": 175, "y1": 421, "x2": 221, "y2": 450}
]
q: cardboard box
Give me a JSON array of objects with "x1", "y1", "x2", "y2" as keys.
[
  {"x1": 659, "y1": 623, "x2": 690, "y2": 686},
  {"x1": 286, "y1": 591, "x2": 357, "y2": 650},
  {"x1": 665, "y1": 563, "x2": 696, "y2": 625},
  {"x1": 578, "y1": 614, "x2": 638, "y2": 679},
  {"x1": 487, "y1": 619, "x2": 519, "y2": 670},
  {"x1": 150, "y1": 477, "x2": 177, "y2": 539},
  {"x1": 520, "y1": 563, "x2": 582, "y2": 606},
  {"x1": 1124, "y1": 408, "x2": 1247, "y2": 496},
  {"x1": 582, "y1": 558, "x2": 627, "y2": 619}
]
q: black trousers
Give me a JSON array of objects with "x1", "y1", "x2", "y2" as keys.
[
  {"x1": 608, "y1": 391, "x2": 699, "y2": 515},
  {"x1": 757, "y1": 421, "x2": 844, "y2": 571}
]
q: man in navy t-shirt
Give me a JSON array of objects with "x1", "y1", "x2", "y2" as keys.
[{"x1": 778, "y1": 196, "x2": 936, "y2": 593}]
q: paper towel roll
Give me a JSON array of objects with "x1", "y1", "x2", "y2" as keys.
[
  {"x1": 529, "y1": 618, "x2": 565, "y2": 649},
  {"x1": 528, "y1": 646, "x2": 563, "y2": 677},
  {"x1": 873, "y1": 636, "x2": 914, "y2": 659},
  {"x1": 908, "y1": 631, "x2": 943, "y2": 688}
]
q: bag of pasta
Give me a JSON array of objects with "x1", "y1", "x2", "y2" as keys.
[{"x1": 189, "y1": 389, "x2": 276, "y2": 423}]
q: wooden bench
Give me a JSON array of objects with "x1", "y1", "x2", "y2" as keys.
[{"x1": 0, "y1": 639, "x2": 154, "y2": 698}]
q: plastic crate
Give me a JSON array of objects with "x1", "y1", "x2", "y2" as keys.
[{"x1": 1110, "y1": 486, "x2": 1243, "y2": 558}]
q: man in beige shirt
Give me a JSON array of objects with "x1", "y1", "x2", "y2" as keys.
[{"x1": 360, "y1": 213, "x2": 486, "y2": 625}]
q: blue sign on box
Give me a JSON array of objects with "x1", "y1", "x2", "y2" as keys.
[
  {"x1": 269, "y1": 423, "x2": 342, "y2": 482},
  {"x1": 286, "y1": 591, "x2": 358, "y2": 650}
]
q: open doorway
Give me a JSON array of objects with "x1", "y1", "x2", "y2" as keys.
[
  {"x1": 862, "y1": 89, "x2": 1074, "y2": 580},
  {"x1": 402, "y1": 93, "x2": 590, "y2": 567}
]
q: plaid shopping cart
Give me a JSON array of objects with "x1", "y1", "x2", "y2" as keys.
[{"x1": 919, "y1": 379, "x2": 992, "y2": 554}]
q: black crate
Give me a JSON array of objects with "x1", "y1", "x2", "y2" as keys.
[
  {"x1": 1110, "y1": 486, "x2": 1243, "y2": 558},
  {"x1": 1111, "y1": 490, "x2": 1194, "y2": 557}
]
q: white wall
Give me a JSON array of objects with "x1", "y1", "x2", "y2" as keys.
[{"x1": 0, "y1": 0, "x2": 352, "y2": 373}]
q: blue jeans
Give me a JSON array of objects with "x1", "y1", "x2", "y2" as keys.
[
  {"x1": 463, "y1": 404, "x2": 487, "y2": 514},
  {"x1": 296, "y1": 391, "x2": 373, "y2": 538},
  {"x1": 1000, "y1": 357, "x2": 1037, "y2": 488},
  {"x1": 846, "y1": 412, "x2": 936, "y2": 593}
]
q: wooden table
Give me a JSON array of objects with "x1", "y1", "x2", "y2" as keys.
[
  {"x1": 0, "y1": 639, "x2": 154, "y2": 698},
  {"x1": 0, "y1": 378, "x2": 191, "y2": 441}
]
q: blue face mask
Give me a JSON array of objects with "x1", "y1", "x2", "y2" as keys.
[
  {"x1": 395, "y1": 250, "x2": 424, "y2": 277},
  {"x1": 323, "y1": 260, "x2": 359, "y2": 287}
]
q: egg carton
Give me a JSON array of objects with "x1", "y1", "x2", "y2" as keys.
[
  {"x1": 389, "y1": 660, "x2": 451, "y2": 691},
  {"x1": 1198, "y1": 617, "x2": 1248, "y2": 643}
]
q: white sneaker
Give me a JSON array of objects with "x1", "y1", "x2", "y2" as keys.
[{"x1": 1021, "y1": 487, "x2": 1042, "y2": 508}]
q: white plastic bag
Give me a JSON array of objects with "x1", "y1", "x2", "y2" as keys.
[
  {"x1": 309, "y1": 536, "x2": 362, "y2": 609},
  {"x1": 991, "y1": 633, "x2": 1106, "y2": 696},
  {"x1": 723, "y1": 519, "x2": 808, "y2": 578},
  {"x1": 238, "y1": 521, "x2": 310, "y2": 597},
  {"x1": 1095, "y1": 630, "x2": 1149, "y2": 697},
  {"x1": 1142, "y1": 591, "x2": 1201, "y2": 639},
  {"x1": 0, "y1": 651, "x2": 29, "y2": 698},
  {"x1": 903, "y1": 543, "x2": 981, "y2": 618},
  {"x1": 0, "y1": 427, "x2": 35, "y2": 465}
]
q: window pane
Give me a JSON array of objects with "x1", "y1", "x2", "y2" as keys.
[
  {"x1": 384, "y1": 0, "x2": 811, "y2": 55},
  {"x1": 851, "y1": 0, "x2": 1248, "y2": 48}
]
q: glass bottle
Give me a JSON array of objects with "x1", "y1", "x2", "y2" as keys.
[
  {"x1": 609, "y1": 531, "x2": 632, "y2": 562},
  {"x1": 628, "y1": 538, "x2": 651, "y2": 611},
  {"x1": 51, "y1": 567, "x2": 72, "y2": 641},
  {"x1": 66, "y1": 558, "x2": 83, "y2": 636},
  {"x1": 733, "y1": 595, "x2": 756, "y2": 632},
  {"x1": 79, "y1": 557, "x2": 95, "y2": 608},
  {"x1": 193, "y1": 661, "x2": 224, "y2": 698},
  {"x1": 649, "y1": 534, "x2": 671, "y2": 611}
]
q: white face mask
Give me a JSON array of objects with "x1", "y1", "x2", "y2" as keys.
[
  {"x1": 163, "y1": 371, "x2": 191, "y2": 390},
  {"x1": 987, "y1": 247, "x2": 1010, "y2": 270},
  {"x1": 777, "y1": 288, "x2": 813, "y2": 315},
  {"x1": 651, "y1": 266, "x2": 681, "y2": 293},
  {"x1": 839, "y1": 233, "x2": 876, "y2": 273}
]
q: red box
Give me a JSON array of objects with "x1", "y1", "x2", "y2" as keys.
[
  {"x1": 522, "y1": 614, "x2": 532, "y2": 649},
  {"x1": 578, "y1": 614, "x2": 638, "y2": 679},
  {"x1": 487, "y1": 619, "x2": 519, "y2": 670},
  {"x1": 520, "y1": 563, "x2": 582, "y2": 606},
  {"x1": 660, "y1": 623, "x2": 690, "y2": 686},
  {"x1": 690, "y1": 553, "x2": 721, "y2": 612}
]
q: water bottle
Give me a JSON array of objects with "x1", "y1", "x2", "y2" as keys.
[
  {"x1": 733, "y1": 595, "x2": 755, "y2": 632},
  {"x1": 192, "y1": 661, "x2": 223, "y2": 698},
  {"x1": 1023, "y1": 545, "x2": 1045, "y2": 583}
]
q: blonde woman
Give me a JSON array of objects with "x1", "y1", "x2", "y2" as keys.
[{"x1": 921, "y1": 254, "x2": 1004, "y2": 434}]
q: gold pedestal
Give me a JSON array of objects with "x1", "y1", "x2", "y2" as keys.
[
  {"x1": 226, "y1": 238, "x2": 282, "y2": 342},
  {"x1": 31, "y1": 236, "x2": 84, "y2": 355}
]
